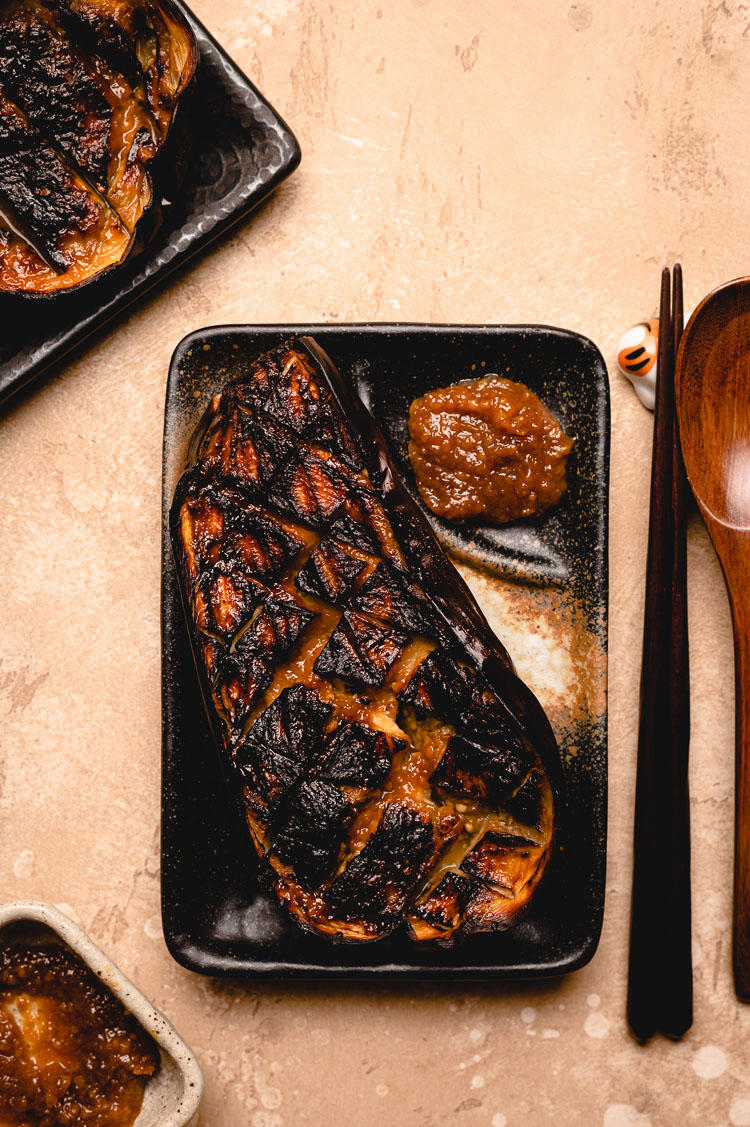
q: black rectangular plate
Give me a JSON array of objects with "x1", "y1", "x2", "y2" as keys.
[
  {"x1": 162, "y1": 324, "x2": 609, "y2": 978},
  {"x1": 0, "y1": 6, "x2": 300, "y2": 407}
]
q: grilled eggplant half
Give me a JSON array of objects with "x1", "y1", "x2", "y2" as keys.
[
  {"x1": 0, "y1": 0, "x2": 197, "y2": 294},
  {"x1": 171, "y1": 339, "x2": 560, "y2": 944}
]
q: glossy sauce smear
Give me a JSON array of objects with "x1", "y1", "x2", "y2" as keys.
[
  {"x1": 0, "y1": 942, "x2": 159, "y2": 1127},
  {"x1": 408, "y1": 375, "x2": 573, "y2": 524}
]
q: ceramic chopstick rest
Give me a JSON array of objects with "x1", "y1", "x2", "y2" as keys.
[
  {"x1": 617, "y1": 319, "x2": 659, "y2": 410},
  {"x1": 618, "y1": 311, "x2": 694, "y2": 411}
]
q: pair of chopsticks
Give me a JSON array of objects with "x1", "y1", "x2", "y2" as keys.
[{"x1": 627, "y1": 266, "x2": 692, "y2": 1041}]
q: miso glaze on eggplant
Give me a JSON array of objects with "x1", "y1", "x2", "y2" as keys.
[
  {"x1": 0, "y1": 0, "x2": 197, "y2": 294},
  {"x1": 170, "y1": 339, "x2": 559, "y2": 944}
]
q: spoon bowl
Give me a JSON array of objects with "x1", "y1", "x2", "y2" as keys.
[{"x1": 677, "y1": 275, "x2": 750, "y2": 1000}]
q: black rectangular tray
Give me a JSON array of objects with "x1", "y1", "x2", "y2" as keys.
[
  {"x1": 161, "y1": 324, "x2": 609, "y2": 978},
  {"x1": 0, "y1": 5, "x2": 300, "y2": 406}
]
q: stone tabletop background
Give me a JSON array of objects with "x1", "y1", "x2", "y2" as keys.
[{"x1": 2, "y1": 1, "x2": 750, "y2": 1124}]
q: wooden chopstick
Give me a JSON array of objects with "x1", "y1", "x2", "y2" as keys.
[{"x1": 627, "y1": 265, "x2": 693, "y2": 1041}]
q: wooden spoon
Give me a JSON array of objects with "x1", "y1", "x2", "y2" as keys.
[{"x1": 676, "y1": 276, "x2": 750, "y2": 1001}]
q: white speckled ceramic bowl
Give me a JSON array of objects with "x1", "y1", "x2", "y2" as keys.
[{"x1": 0, "y1": 901, "x2": 203, "y2": 1127}]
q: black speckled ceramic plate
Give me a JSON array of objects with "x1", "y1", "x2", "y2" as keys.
[
  {"x1": 161, "y1": 324, "x2": 609, "y2": 978},
  {"x1": 0, "y1": 6, "x2": 300, "y2": 407}
]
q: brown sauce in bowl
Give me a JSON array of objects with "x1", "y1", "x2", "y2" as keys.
[
  {"x1": 408, "y1": 376, "x2": 573, "y2": 524},
  {"x1": 0, "y1": 942, "x2": 159, "y2": 1127}
]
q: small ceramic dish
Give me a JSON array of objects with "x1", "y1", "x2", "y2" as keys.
[{"x1": 0, "y1": 900, "x2": 203, "y2": 1127}]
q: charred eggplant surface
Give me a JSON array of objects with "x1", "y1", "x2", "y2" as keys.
[
  {"x1": 171, "y1": 339, "x2": 558, "y2": 943},
  {"x1": 0, "y1": 0, "x2": 197, "y2": 294}
]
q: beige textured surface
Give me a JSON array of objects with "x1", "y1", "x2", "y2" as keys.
[{"x1": 2, "y1": 1, "x2": 750, "y2": 1123}]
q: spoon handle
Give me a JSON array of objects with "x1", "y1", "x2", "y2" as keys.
[
  {"x1": 730, "y1": 592, "x2": 750, "y2": 1000},
  {"x1": 703, "y1": 523, "x2": 750, "y2": 1001}
]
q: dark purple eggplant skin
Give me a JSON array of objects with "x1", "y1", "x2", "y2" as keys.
[{"x1": 169, "y1": 337, "x2": 564, "y2": 942}]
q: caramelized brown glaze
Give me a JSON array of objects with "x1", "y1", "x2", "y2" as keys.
[
  {"x1": 408, "y1": 375, "x2": 573, "y2": 524},
  {"x1": 0, "y1": 942, "x2": 159, "y2": 1127}
]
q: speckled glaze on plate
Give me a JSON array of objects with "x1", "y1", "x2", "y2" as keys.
[
  {"x1": 161, "y1": 324, "x2": 609, "y2": 978},
  {"x1": 0, "y1": 901, "x2": 203, "y2": 1126},
  {"x1": 0, "y1": 4, "x2": 300, "y2": 406}
]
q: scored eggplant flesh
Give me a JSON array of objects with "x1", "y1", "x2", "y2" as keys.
[
  {"x1": 171, "y1": 339, "x2": 557, "y2": 944},
  {"x1": 0, "y1": 0, "x2": 197, "y2": 293},
  {"x1": 0, "y1": 90, "x2": 130, "y2": 278}
]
